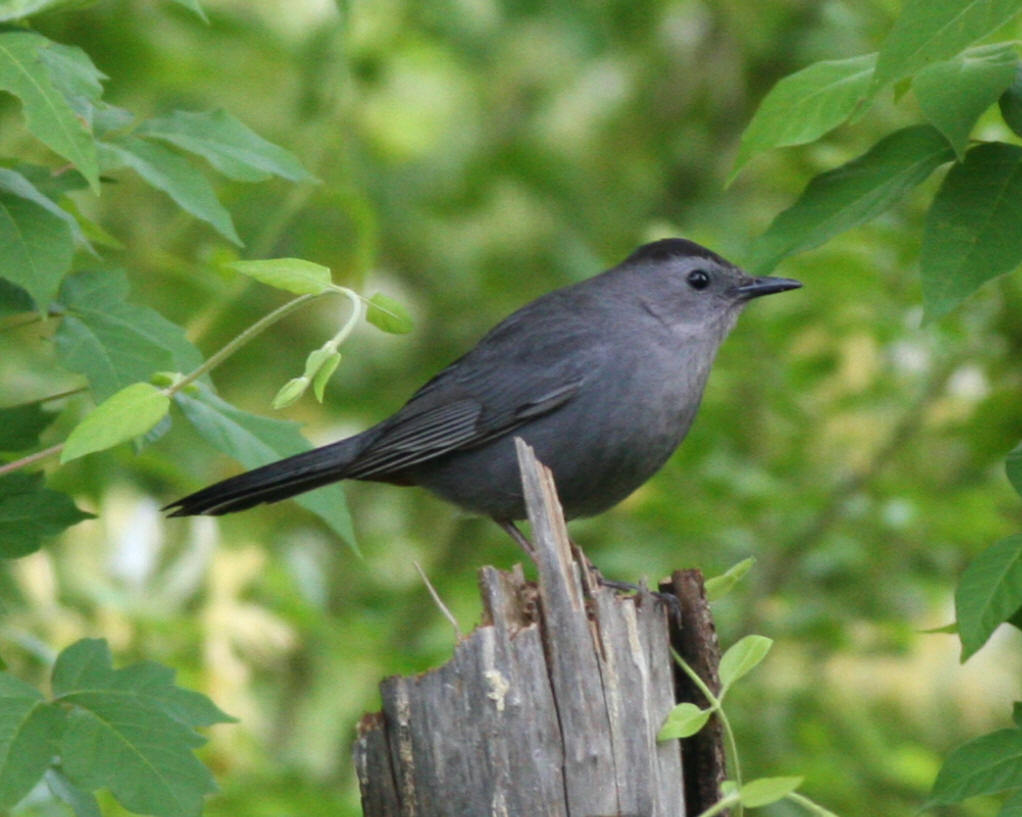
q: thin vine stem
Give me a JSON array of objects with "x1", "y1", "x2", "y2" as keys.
[
  {"x1": 0, "y1": 444, "x2": 65, "y2": 477},
  {"x1": 672, "y1": 648, "x2": 744, "y2": 817},
  {"x1": 2, "y1": 286, "x2": 363, "y2": 477},
  {"x1": 167, "y1": 292, "x2": 318, "y2": 396}
]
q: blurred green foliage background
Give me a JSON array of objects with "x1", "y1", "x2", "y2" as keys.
[{"x1": 4, "y1": 1, "x2": 1022, "y2": 815}]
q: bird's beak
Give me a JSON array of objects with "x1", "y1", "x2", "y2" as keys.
[{"x1": 735, "y1": 275, "x2": 803, "y2": 299}]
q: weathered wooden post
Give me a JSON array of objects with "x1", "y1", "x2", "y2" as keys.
[{"x1": 353, "y1": 439, "x2": 725, "y2": 816}]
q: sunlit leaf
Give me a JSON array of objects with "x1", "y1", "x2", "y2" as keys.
[
  {"x1": 873, "y1": 0, "x2": 1022, "y2": 90},
  {"x1": 921, "y1": 142, "x2": 1022, "y2": 320},
  {"x1": 61, "y1": 382, "x2": 171, "y2": 462},
  {"x1": 657, "y1": 702, "x2": 712, "y2": 740},
  {"x1": 914, "y1": 43, "x2": 1019, "y2": 158},
  {"x1": 366, "y1": 292, "x2": 414, "y2": 334},
  {"x1": 732, "y1": 53, "x2": 876, "y2": 179},
  {"x1": 738, "y1": 776, "x2": 803, "y2": 808},
  {"x1": 98, "y1": 136, "x2": 241, "y2": 245},
  {"x1": 718, "y1": 635, "x2": 772, "y2": 692},
  {"x1": 228, "y1": 258, "x2": 332, "y2": 295},
  {"x1": 705, "y1": 557, "x2": 755, "y2": 601},
  {"x1": 749, "y1": 125, "x2": 953, "y2": 274},
  {"x1": 272, "y1": 377, "x2": 310, "y2": 410},
  {"x1": 311, "y1": 351, "x2": 342, "y2": 402},
  {"x1": 139, "y1": 109, "x2": 315, "y2": 182},
  {"x1": 0, "y1": 473, "x2": 93, "y2": 558},
  {"x1": 956, "y1": 535, "x2": 1022, "y2": 661}
]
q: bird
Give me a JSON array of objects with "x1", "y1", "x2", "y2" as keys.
[{"x1": 165, "y1": 238, "x2": 800, "y2": 547}]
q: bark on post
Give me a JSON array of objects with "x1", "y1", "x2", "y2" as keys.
[{"x1": 353, "y1": 439, "x2": 725, "y2": 816}]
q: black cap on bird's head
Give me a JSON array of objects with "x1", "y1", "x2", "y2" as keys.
[{"x1": 620, "y1": 237, "x2": 802, "y2": 306}]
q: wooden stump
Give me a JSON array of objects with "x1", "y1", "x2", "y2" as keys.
[{"x1": 353, "y1": 439, "x2": 725, "y2": 817}]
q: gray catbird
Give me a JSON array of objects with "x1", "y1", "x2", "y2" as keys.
[{"x1": 166, "y1": 238, "x2": 800, "y2": 542}]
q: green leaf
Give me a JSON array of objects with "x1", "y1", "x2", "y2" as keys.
[
  {"x1": 1014, "y1": 702, "x2": 1022, "y2": 729},
  {"x1": 271, "y1": 377, "x2": 310, "y2": 410},
  {"x1": 0, "y1": 472, "x2": 93, "y2": 558},
  {"x1": 174, "y1": 383, "x2": 358, "y2": 552},
  {"x1": 749, "y1": 125, "x2": 954, "y2": 274},
  {"x1": 1008, "y1": 444, "x2": 1022, "y2": 496},
  {"x1": 0, "y1": 190, "x2": 74, "y2": 310},
  {"x1": 0, "y1": 166, "x2": 89, "y2": 248},
  {"x1": 311, "y1": 351, "x2": 342, "y2": 402},
  {"x1": 738, "y1": 776, "x2": 804, "y2": 808},
  {"x1": 55, "y1": 269, "x2": 203, "y2": 401},
  {"x1": 0, "y1": 31, "x2": 99, "y2": 191},
  {"x1": 51, "y1": 639, "x2": 225, "y2": 817},
  {"x1": 873, "y1": 0, "x2": 1022, "y2": 90},
  {"x1": 731, "y1": 53, "x2": 876, "y2": 179},
  {"x1": 98, "y1": 136, "x2": 241, "y2": 245},
  {"x1": 956, "y1": 535, "x2": 1022, "y2": 660},
  {"x1": 1000, "y1": 66, "x2": 1022, "y2": 135},
  {"x1": 366, "y1": 292, "x2": 414, "y2": 334},
  {"x1": 0, "y1": 673, "x2": 67, "y2": 809},
  {"x1": 38, "y1": 41, "x2": 105, "y2": 121},
  {"x1": 61, "y1": 382, "x2": 171, "y2": 463},
  {"x1": 929, "y1": 728, "x2": 1022, "y2": 804},
  {"x1": 138, "y1": 109, "x2": 315, "y2": 182},
  {"x1": 45, "y1": 768, "x2": 101, "y2": 817},
  {"x1": 167, "y1": 0, "x2": 209, "y2": 22},
  {"x1": 0, "y1": 402, "x2": 54, "y2": 451},
  {"x1": 657, "y1": 702, "x2": 712, "y2": 740},
  {"x1": 228, "y1": 257, "x2": 333, "y2": 295},
  {"x1": 718, "y1": 635, "x2": 772, "y2": 692},
  {"x1": 921, "y1": 142, "x2": 1022, "y2": 320},
  {"x1": 914, "y1": 43, "x2": 1019, "y2": 158},
  {"x1": 705, "y1": 557, "x2": 756, "y2": 601}
]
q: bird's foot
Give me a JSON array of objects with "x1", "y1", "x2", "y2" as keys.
[{"x1": 592, "y1": 575, "x2": 682, "y2": 626}]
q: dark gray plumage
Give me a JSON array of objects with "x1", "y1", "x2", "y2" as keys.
[{"x1": 165, "y1": 238, "x2": 800, "y2": 527}]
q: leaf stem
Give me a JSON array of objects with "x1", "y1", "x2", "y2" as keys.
[
  {"x1": 0, "y1": 443, "x2": 64, "y2": 477},
  {"x1": 786, "y1": 791, "x2": 839, "y2": 817},
  {"x1": 3, "y1": 386, "x2": 89, "y2": 410},
  {"x1": 166, "y1": 292, "x2": 318, "y2": 396},
  {"x1": 694, "y1": 793, "x2": 741, "y2": 817}
]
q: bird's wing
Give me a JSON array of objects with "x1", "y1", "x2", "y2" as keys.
[
  {"x1": 344, "y1": 299, "x2": 602, "y2": 479},
  {"x1": 343, "y1": 380, "x2": 582, "y2": 479}
]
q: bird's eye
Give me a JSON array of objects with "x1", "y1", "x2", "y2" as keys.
[{"x1": 687, "y1": 269, "x2": 711, "y2": 290}]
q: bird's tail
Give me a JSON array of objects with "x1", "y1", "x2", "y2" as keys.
[{"x1": 164, "y1": 434, "x2": 368, "y2": 517}]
